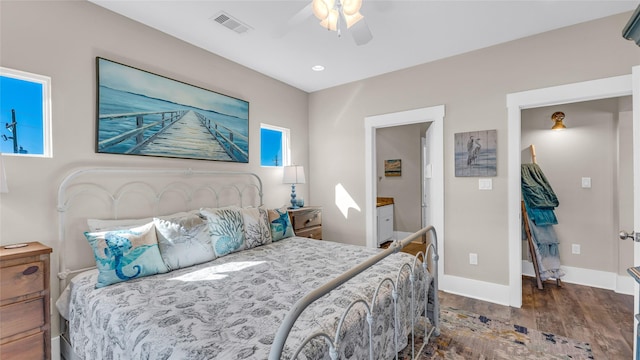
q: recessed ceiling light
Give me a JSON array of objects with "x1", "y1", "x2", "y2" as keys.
[{"x1": 311, "y1": 65, "x2": 325, "y2": 72}]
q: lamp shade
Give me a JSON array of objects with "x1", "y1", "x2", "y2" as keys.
[
  {"x1": 0, "y1": 154, "x2": 8, "y2": 193},
  {"x1": 283, "y1": 165, "x2": 306, "y2": 184}
]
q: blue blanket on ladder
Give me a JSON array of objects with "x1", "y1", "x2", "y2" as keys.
[{"x1": 521, "y1": 163, "x2": 564, "y2": 281}]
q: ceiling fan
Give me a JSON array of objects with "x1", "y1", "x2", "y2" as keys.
[
  {"x1": 277, "y1": 0, "x2": 373, "y2": 46},
  {"x1": 311, "y1": 0, "x2": 373, "y2": 45}
]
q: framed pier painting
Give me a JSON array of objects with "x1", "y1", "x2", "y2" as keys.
[
  {"x1": 96, "y1": 57, "x2": 249, "y2": 163},
  {"x1": 454, "y1": 129, "x2": 497, "y2": 177}
]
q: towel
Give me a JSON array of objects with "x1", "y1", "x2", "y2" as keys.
[
  {"x1": 521, "y1": 163, "x2": 559, "y2": 225},
  {"x1": 524, "y1": 216, "x2": 565, "y2": 281}
]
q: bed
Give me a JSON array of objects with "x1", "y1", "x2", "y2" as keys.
[{"x1": 55, "y1": 167, "x2": 439, "y2": 360}]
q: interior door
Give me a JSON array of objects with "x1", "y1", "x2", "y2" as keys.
[{"x1": 421, "y1": 128, "x2": 432, "y2": 228}]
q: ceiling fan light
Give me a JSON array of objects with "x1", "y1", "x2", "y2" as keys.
[
  {"x1": 342, "y1": 0, "x2": 362, "y2": 16},
  {"x1": 344, "y1": 11, "x2": 363, "y2": 28},
  {"x1": 320, "y1": 9, "x2": 339, "y2": 31},
  {"x1": 312, "y1": 0, "x2": 334, "y2": 21}
]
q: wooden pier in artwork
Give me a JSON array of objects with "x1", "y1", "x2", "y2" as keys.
[{"x1": 97, "y1": 109, "x2": 248, "y2": 162}]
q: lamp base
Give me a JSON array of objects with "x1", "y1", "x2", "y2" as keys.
[{"x1": 289, "y1": 184, "x2": 299, "y2": 209}]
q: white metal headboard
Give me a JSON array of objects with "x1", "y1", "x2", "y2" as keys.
[{"x1": 56, "y1": 167, "x2": 263, "y2": 286}]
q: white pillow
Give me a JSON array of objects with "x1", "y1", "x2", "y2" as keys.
[
  {"x1": 87, "y1": 211, "x2": 192, "y2": 232},
  {"x1": 154, "y1": 213, "x2": 216, "y2": 270}
]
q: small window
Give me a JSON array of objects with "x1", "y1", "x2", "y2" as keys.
[
  {"x1": 260, "y1": 124, "x2": 290, "y2": 167},
  {"x1": 0, "y1": 67, "x2": 52, "y2": 157}
]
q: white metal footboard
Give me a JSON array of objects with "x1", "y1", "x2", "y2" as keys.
[{"x1": 269, "y1": 226, "x2": 440, "y2": 360}]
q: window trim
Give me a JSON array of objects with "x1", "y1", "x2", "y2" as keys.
[
  {"x1": 0, "y1": 66, "x2": 52, "y2": 158},
  {"x1": 260, "y1": 123, "x2": 290, "y2": 167}
]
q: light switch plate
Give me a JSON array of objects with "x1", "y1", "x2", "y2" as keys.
[
  {"x1": 581, "y1": 177, "x2": 591, "y2": 188},
  {"x1": 572, "y1": 244, "x2": 581, "y2": 254},
  {"x1": 479, "y1": 178, "x2": 492, "y2": 190}
]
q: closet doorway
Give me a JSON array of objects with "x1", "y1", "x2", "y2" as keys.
[
  {"x1": 506, "y1": 70, "x2": 638, "y2": 311},
  {"x1": 520, "y1": 98, "x2": 633, "y2": 292}
]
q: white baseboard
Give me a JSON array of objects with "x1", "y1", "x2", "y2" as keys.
[
  {"x1": 439, "y1": 274, "x2": 511, "y2": 306},
  {"x1": 438, "y1": 263, "x2": 634, "y2": 307},
  {"x1": 52, "y1": 336, "x2": 60, "y2": 360},
  {"x1": 521, "y1": 260, "x2": 634, "y2": 295},
  {"x1": 617, "y1": 274, "x2": 635, "y2": 295}
]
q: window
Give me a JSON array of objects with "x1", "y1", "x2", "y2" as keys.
[
  {"x1": 260, "y1": 124, "x2": 290, "y2": 167},
  {"x1": 0, "y1": 67, "x2": 52, "y2": 157}
]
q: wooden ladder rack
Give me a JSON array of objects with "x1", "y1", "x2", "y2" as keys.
[{"x1": 523, "y1": 145, "x2": 561, "y2": 290}]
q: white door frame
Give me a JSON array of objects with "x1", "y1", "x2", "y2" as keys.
[
  {"x1": 507, "y1": 74, "x2": 633, "y2": 308},
  {"x1": 364, "y1": 105, "x2": 445, "y2": 280},
  {"x1": 632, "y1": 66, "x2": 640, "y2": 360}
]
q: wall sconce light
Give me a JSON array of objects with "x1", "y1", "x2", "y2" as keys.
[
  {"x1": 0, "y1": 154, "x2": 8, "y2": 193},
  {"x1": 551, "y1": 111, "x2": 566, "y2": 131},
  {"x1": 283, "y1": 165, "x2": 305, "y2": 209}
]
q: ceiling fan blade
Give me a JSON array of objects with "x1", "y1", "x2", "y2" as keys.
[
  {"x1": 350, "y1": 18, "x2": 372, "y2": 46},
  {"x1": 273, "y1": 2, "x2": 314, "y2": 38}
]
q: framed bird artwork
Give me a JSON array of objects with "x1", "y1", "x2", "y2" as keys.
[{"x1": 454, "y1": 130, "x2": 497, "y2": 177}]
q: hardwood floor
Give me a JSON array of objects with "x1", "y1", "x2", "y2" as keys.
[
  {"x1": 381, "y1": 240, "x2": 426, "y2": 255},
  {"x1": 439, "y1": 277, "x2": 634, "y2": 359},
  {"x1": 385, "y1": 239, "x2": 634, "y2": 358}
]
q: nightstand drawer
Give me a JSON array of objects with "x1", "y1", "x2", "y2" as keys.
[
  {"x1": 291, "y1": 209, "x2": 321, "y2": 230},
  {"x1": 0, "y1": 242, "x2": 52, "y2": 360},
  {"x1": 0, "y1": 261, "x2": 45, "y2": 301},
  {"x1": 0, "y1": 297, "x2": 45, "y2": 340},
  {"x1": 0, "y1": 331, "x2": 45, "y2": 360},
  {"x1": 295, "y1": 226, "x2": 322, "y2": 240}
]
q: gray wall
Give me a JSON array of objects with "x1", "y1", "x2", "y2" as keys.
[
  {"x1": 308, "y1": 12, "x2": 639, "y2": 284},
  {"x1": 376, "y1": 124, "x2": 423, "y2": 233},
  {"x1": 0, "y1": 1, "x2": 309, "y2": 336}
]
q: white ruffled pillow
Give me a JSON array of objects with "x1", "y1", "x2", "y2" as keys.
[{"x1": 87, "y1": 212, "x2": 191, "y2": 232}]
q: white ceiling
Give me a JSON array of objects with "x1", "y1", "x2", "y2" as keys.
[{"x1": 89, "y1": 1, "x2": 638, "y2": 93}]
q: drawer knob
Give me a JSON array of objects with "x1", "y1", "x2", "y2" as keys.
[{"x1": 23, "y1": 265, "x2": 39, "y2": 276}]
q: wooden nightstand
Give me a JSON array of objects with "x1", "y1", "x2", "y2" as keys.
[
  {"x1": 288, "y1": 206, "x2": 322, "y2": 240},
  {"x1": 0, "y1": 242, "x2": 53, "y2": 360}
]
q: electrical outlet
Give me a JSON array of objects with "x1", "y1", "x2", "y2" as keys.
[
  {"x1": 469, "y1": 253, "x2": 478, "y2": 265},
  {"x1": 572, "y1": 244, "x2": 581, "y2": 254}
]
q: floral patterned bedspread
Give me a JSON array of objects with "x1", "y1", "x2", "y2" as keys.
[{"x1": 66, "y1": 237, "x2": 433, "y2": 360}]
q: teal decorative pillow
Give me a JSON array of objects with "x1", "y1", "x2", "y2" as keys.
[
  {"x1": 84, "y1": 222, "x2": 169, "y2": 288},
  {"x1": 268, "y1": 207, "x2": 294, "y2": 241},
  {"x1": 201, "y1": 208, "x2": 246, "y2": 257},
  {"x1": 241, "y1": 207, "x2": 272, "y2": 249},
  {"x1": 154, "y1": 213, "x2": 216, "y2": 271}
]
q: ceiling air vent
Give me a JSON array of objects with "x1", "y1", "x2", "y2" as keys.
[{"x1": 211, "y1": 11, "x2": 252, "y2": 34}]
